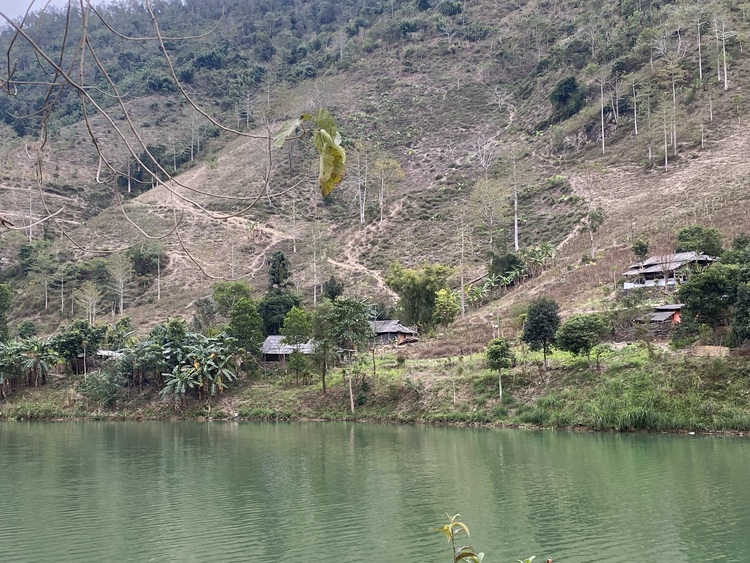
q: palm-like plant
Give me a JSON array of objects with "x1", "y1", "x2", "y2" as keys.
[
  {"x1": 161, "y1": 334, "x2": 238, "y2": 409},
  {"x1": 466, "y1": 284, "x2": 488, "y2": 308},
  {"x1": 0, "y1": 341, "x2": 23, "y2": 398},
  {"x1": 521, "y1": 244, "x2": 556, "y2": 277},
  {"x1": 18, "y1": 337, "x2": 58, "y2": 387}
]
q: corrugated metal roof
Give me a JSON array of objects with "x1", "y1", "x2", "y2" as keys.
[
  {"x1": 261, "y1": 335, "x2": 315, "y2": 355},
  {"x1": 650, "y1": 311, "x2": 676, "y2": 322},
  {"x1": 370, "y1": 320, "x2": 417, "y2": 335},
  {"x1": 624, "y1": 252, "x2": 714, "y2": 277},
  {"x1": 654, "y1": 303, "x2": 683, "y2": 311}
]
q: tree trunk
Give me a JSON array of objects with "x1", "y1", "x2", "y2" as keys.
[
  {"x1": 662, "y1": 109, "x2": 669, "y2": 172},
  {"x1": 722, "y1": 30, "x2": 729, "y2": 90},
  {"x1": 512, "y1": 147, "x2": 519, "y2": 252},
  {"x1": 600, "y1": 80, "x2": 605, "y2": 155},
  {"x1": 671, "y1": 77, "x2": 678, "y2": 156},
  {"x1": 348, "y1": 374, "x2": 355, "y2": 414},
  {"x1": 632, "y1": 81, "x2": 638, "y2": 135},
  {"x1": 698, "y1": 20, "x2": 703, "y2": 82}
]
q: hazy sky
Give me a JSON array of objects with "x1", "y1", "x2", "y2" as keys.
[{"x1": 0, "y1": 1, "x2": 80, "y2": 20}]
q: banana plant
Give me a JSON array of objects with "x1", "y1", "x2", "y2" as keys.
[
  {"x1": 435, "y1": 513, "x2": 484, "y2": 563},
  {"x1": 273, "y1": 108, "x2": 346, "y2": 197},
  {"x1": 18, "y1": 337, "x2": 58, "y2": 387},
  {"x1": 160, "y1": 334, "x2": 238, "y2": 409},
  {"x1": 0, "y1": 341, "x2": 22, "y2": 399}
]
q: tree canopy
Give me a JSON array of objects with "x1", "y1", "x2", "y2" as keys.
[
  {"x1": 433, "y1": 288, "x2": 460, "y2": 331},
  {"x1": 324, "y1": 297, "x2": 374, "y2": 352},
  {"x1": 386, "y1": 263, "x2": 453, "y2": 328},
  {"x1": 226, "y1": 297, "x2": 264, "y2": 356},
  {"x1": 280, "y1": 306, "x2": 313, "y2": 346},
  {"x1": 267, "y1": 251, "x2": 292, "y2": 290},
  {"x1": 676, "y1": 225, "x2": 724, "y2": 257},
  {"x1": 258, "y1": 289, "x2": 302, "y2": 335},
  {"x1": 678, "y1": 264, "x2": 741, "y2": 340},
  {"x1": 212, "y1": 281, "x2": 253, "y2": 317},
  {"x1": 555, "y1": 314, "x2": 608, "y2": 360},
  {"x1": 522, "y1": 297, "x2": 560, "y2": 366},
  {"x1": 0, "y1": 283, "x2": 12, "y2": 343}
]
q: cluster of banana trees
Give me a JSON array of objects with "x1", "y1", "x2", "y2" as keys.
[
  {"x1": 520, "y1": 243, "x2": 556, "y2": 278},
  {"x1": 160, "y1": 333, "x2": 239, "y2": 409},
  {"x1": 465, "y1": 244, "x2": 556, "y2": 309},
  {"x1": 0, "y1": 318, "x2": 244, "y2": 410},
  {"x1": 0, "y1": 338, "x2": 58, "y2": 399}
]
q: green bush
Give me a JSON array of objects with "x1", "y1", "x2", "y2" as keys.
[
  {"x1": 79, "y1": 369, "x2": 125, "y2": 409},
  {"x1": 436, "y1": 0, "x2": 462, "y2": 16}
]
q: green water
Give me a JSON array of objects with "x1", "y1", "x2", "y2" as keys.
[{"x1": 1, "y1": 422, "x2": 748, "y2": 562}]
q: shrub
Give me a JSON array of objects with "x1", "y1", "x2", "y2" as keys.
[
  {"x1": 436, "y1": 0, "x2": 462, "y2": 16},
  {"x1": 78, "y1": 369, "x2": 125, "y2": 409}
]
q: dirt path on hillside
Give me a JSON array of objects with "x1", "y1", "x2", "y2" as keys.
[{"x1": 325, "y1": 196, "x2": 408, "y2": 299}]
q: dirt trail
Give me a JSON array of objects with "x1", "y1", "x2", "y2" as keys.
[{"x1": 325, "y1": 196, "x2": 408, "y2": 299}]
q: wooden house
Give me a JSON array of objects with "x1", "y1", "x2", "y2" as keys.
[
  {"x1": 261, "y1": 335, "x2": 315, "y2": 362},
  {"x1": 648, "y1": 303, "x2": 682, "y2": 325},
  {"x1": 623, "y1": 252, "x2": 715, "y2": 289},
  {"x1": 369, "y1": 320, "x2": 418, "y2": 345}
]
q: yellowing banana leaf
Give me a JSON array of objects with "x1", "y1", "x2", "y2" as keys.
[
  {"x1": 314, "y1": 128, "x2": 346, "y2": 197},
  {"x1": 273, "y1": 109, "x2": 346, "y2": 196},
  {"x1": 272, "y1": 113, "x2": 312, "y2": 148},
  {"x1": 312, "y1": 108, "x2": 338, "y2": 139}
]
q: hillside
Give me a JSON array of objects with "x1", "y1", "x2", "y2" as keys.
[{"x1": 1, "y1": 0, "x2": 750, "y2": 342}]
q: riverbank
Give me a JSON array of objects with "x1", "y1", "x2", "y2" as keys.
[{"x1": 2, "y1": 343, "x2": 750, "y2": 433}]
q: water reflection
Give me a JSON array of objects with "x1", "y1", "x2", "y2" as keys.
[{"x1": 1, "y1": 422, "x2": 749, "y2": 562}]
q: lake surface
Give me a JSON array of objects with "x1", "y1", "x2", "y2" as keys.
[{"x1": 1, "y1": 422, "x2": 749, "y2": 562}]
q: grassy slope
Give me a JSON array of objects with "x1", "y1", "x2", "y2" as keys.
[{"x1": 4, "y1": 346, "x2": 750, "y2": 433}]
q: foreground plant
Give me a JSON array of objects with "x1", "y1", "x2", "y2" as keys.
[{"x1": 435, "y1": 513, "x2": 484, "y2": 563}]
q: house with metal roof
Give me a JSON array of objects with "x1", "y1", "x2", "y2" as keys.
[
  {"x1": 623, "y1": 252, "x2": 715, "y2": 289},
  {"x1": 649, "y1": 303, "x2": 683, "y2": 324},
  {"x1": 261, "y1": 335, "x2": 315, "y2": 361},
  {"x1": 369, "y1": 320, "x2": 418, "y2": 345}
]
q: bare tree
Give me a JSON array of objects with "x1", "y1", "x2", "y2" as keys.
[
  {"x1": 29, "y1": 250, "x2": 56, "y2": 310},
  {"x1": 470, "y1": 179, "x2": 508, "y2": 252},
  {"x1": 659, "y1": 54, "x2": 686, "y2": 157},
  {"x1": 586, "y1": 207, "x2": 605, "y2": 260},
  {"x1": 371, "y1": 157, "x2": 404, "y2": 227},
  {"x1": 632, "y1": 79, "x2": 639, "y2": 135},
  {"x1": 331, "y1": 30, "x2": 348, "y2": 60},
  {"x1": 76, "y1": 281, "x2": 102, "y2": 324},
  {"x1": 654, "y1": 249, "x2": 678, "y2": 289},
  {"x1": 598, "y1": 76, "x2": 606, "y2": 155},
  {"x1": 714, "y1": 18, "x2": 736, "y2": 90},
  {"x1": 308, "y1": 222, "x2": 328, "y2": 307},
  {"x1": 107, "y1": 252, "x2": 133, "y2": 316},
  {"x1": 473, "y1": 134, "x2": 498, "y2": 180},
  {"x1": 454, "y1": 207, "x2": 471, "y2": 318},
  {"x1": 348, "y1": 142, "x2": 370, "y2": 224},
  {"x1": 488, "y1": 86, "x2": 516, "y2": 127}
]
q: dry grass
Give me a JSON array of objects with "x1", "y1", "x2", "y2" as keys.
[{"x1": 2, "y1": 0, "x2": 750, "y2": 344}]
